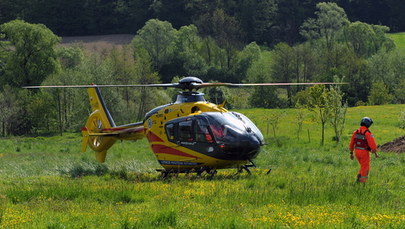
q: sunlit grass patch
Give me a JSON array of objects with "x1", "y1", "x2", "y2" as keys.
[
  {"x1": 0, "y1": 170, "x2": 404, "y2": 228},
  {"x1": 388, "y1": 32, "x2": 405, "y2": 51},
  {"x1": 1, "y1": 205, "x2": 34, "y2": 228},
  {"x1": 246, "y1": 204, "x2": 405, "y2": 228}
]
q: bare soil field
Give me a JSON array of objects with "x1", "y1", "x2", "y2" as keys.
[
  {"x1": 379, "y1": 135, "x2": 405, "y2": 153},
  {"x1": 60, "y1": 34, "x2": 134, "y2": 52}
]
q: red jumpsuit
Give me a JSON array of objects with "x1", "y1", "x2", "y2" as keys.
[{"x1": 349, "y1": 126, "x2": 377, "y2": 183}]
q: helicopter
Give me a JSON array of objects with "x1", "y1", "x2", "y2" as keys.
[{"x1": 24, "y1": 76, "x2": 344, "y2": 177}]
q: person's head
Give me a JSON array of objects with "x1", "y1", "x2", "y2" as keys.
[{"x1": 360, "y1": 117, "x2": 373, "y2": 128}]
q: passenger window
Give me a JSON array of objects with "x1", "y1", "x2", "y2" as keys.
[
  {"x1": 195, "y1": 119, "x2": 213, "y2": 143},
  {"x1": 178, "y1": 120, "x2": 194, "y2": 142},
  {"x1": 165, "y1": 123, "x2": 175, "y2": 141}
]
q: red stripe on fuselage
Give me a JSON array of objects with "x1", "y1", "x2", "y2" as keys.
[
  {"x1": 147, "y1": 131, "x2": 164, "y2": 142},
  {"x1": 151, "y1": 144, "x2": 199, "y2": 159}
]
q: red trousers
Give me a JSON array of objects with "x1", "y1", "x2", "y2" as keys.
[{"x1": 355, "y1": 150, "x2": 370, "y2": 182}]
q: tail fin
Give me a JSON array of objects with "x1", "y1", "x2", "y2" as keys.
[{"x1": 81, "y1": 87, "x2": 116, "y2": 162}]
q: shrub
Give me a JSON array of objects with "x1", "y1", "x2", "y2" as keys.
[
  {"x1": 368, "y1": 81, "x2": 393, "y2": 105},
  {"x1": 58, "y1": 161, "x2": 109, "y2": 178}
]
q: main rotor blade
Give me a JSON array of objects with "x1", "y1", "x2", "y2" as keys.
[
  {"x1": 229, "y1": 82, "x2": 348, "y2": 87},
  {"x1": 195, "y1": 82, "x2": 347, "y2": 89},
  {"x1": 23, "y1": 81, "x2": 348, "y2": 90},
  {"x1": 23, "y1": 83, "x2": 177, "y2": 89}
]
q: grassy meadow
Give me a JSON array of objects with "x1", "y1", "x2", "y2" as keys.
[
  {"x1": 388, "y1": 32, "x2": 405, "y2": 52},
  {"x1": 0, "y1": 104, "x2": 404, "y2": 228}
]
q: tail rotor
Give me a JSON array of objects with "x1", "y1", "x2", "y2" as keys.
[{"x1": 81, "y1": 87, "x2": 116, "y2": 162}]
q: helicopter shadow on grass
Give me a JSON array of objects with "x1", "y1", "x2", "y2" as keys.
[{"x1": 134, "y1": 170, "x2": 264, "y2": 183}]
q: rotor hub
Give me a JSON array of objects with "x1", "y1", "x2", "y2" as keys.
[{"x1": 178, "y1": 76, "x2": 203, "y2": 91}]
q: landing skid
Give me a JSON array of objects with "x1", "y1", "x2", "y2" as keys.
[
  {"x1": 156, "y1": 160, "x2": 271, "y2": 179},
  {"x1": 157, "y1": 167, "x2": 218, "y2": 179},
  {"x1": 237, "y1": 159, "x2": 256, "y2": 174}
]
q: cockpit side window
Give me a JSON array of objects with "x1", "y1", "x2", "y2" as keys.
[
  {"x1": 195, "y1": 118, "x2": 213, "y2": 143},
  {"x1": 205, "y1": 116, "x2": 225, "y2": 140},
  {"x1": 178, "y1": 120, "x2": 194, "y2": 142}
]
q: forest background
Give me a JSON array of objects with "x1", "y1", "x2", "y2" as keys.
[{"x1": 0, "y1": 0, "x2": 404, "y2": 136}]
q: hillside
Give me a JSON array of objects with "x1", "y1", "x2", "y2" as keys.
[{"x1": 64, "y1": 33, "x2": 405, "y2": 53}]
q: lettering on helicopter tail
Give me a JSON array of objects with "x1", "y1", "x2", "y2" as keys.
[
  {"x1": 146, "y1": 131, "x2": 164, "y2": 142},
  {"x1": 151, "y1": 144, "x2": 199, "y2": 159},
  {"x1": 158, "y1": 160, "x2": 202, "y2": 166}
]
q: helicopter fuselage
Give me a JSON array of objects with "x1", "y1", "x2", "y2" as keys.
[{"x1": 144, "y1": 92, "x2": 264, "y2": 171}]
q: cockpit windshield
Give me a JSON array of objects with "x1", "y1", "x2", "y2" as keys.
[
  {"x1": 203, "y1": 112, "x2": 264, "y2": 142},
  {"x1": 232, "y1": 112, "x2": 264, "y2": 141}
]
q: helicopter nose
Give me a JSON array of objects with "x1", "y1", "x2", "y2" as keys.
[{"x1": 221, "y1": 134, "x2": 262, "y2": 160}]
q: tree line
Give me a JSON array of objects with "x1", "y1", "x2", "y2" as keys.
[
  {"x1": 0, "y1": 2, "x2": 404, "y2": 136},
  {"x1": 1, "y1": 0, "x2": 404, "y2": 45}
]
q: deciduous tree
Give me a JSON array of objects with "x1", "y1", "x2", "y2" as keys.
[
  {"x1": 296, "y1": 85, "x2": 331, "y2": 146},
  {"x1": 271, "y1": 42, "x2": 294, "y2": 106},
  {"x1": 174, "y1": 24, "x2": 208, "y2": 77},
  {"x1": 301, "y1": 2, "x2": 349, "y2": 50},
  {"x1": 326, "y1": 77, "x2": 347, "y2": 143},
  {"x1": 132, "y1": 19, "x2": 176, "y2": 71},
  {"x1": 0, "y1": 20, "x2": 61, "y2": 87},
  {"x1": 368, "y1": 81, "x2": 393, "y2": 105},
  {"x1": 197, "y1": 8, "x2": 243, "y2": 71},
  {"x1": 300, "y1": 2, "x2": 349, "y2": 70},
  {"x1": 343, "y1": 22, "x2": 394, "y2": 58}
]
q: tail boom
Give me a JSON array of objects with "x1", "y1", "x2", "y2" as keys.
[{"x1": 81, "y1": 87, "x2": 145, "y2": 162}]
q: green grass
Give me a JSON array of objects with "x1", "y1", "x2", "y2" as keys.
[
  {"x1": 0, "y1": 105, "x2": 404, "y2": 228},
  {"x1": 388, "y1": 32, "x2": 405, "y2": 52}
]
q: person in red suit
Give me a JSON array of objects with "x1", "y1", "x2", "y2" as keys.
[{"x1": 349, "y1": 117, "x2": 379, "y2": 183}]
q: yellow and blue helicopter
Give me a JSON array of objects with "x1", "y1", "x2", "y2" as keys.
[{"x1": 25, "y1": 77, "x2": 342, "y2": 177}]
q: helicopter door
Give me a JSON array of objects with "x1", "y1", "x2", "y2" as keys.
[{"x1": 178, "y1": 120, "x2": 194, "y2": 143}]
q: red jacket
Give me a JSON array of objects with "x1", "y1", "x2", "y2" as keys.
[{"x1": 349, "y1": 126, "x2": 377, "y2": 153}]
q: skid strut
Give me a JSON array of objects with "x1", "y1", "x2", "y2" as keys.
[{"x1": 237, "y1": 159, "x2": 256, "y2": 174}]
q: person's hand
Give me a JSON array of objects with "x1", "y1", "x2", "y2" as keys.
[{"x1": 350, "y1": 153, "x2": 354, "y2": 160}]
